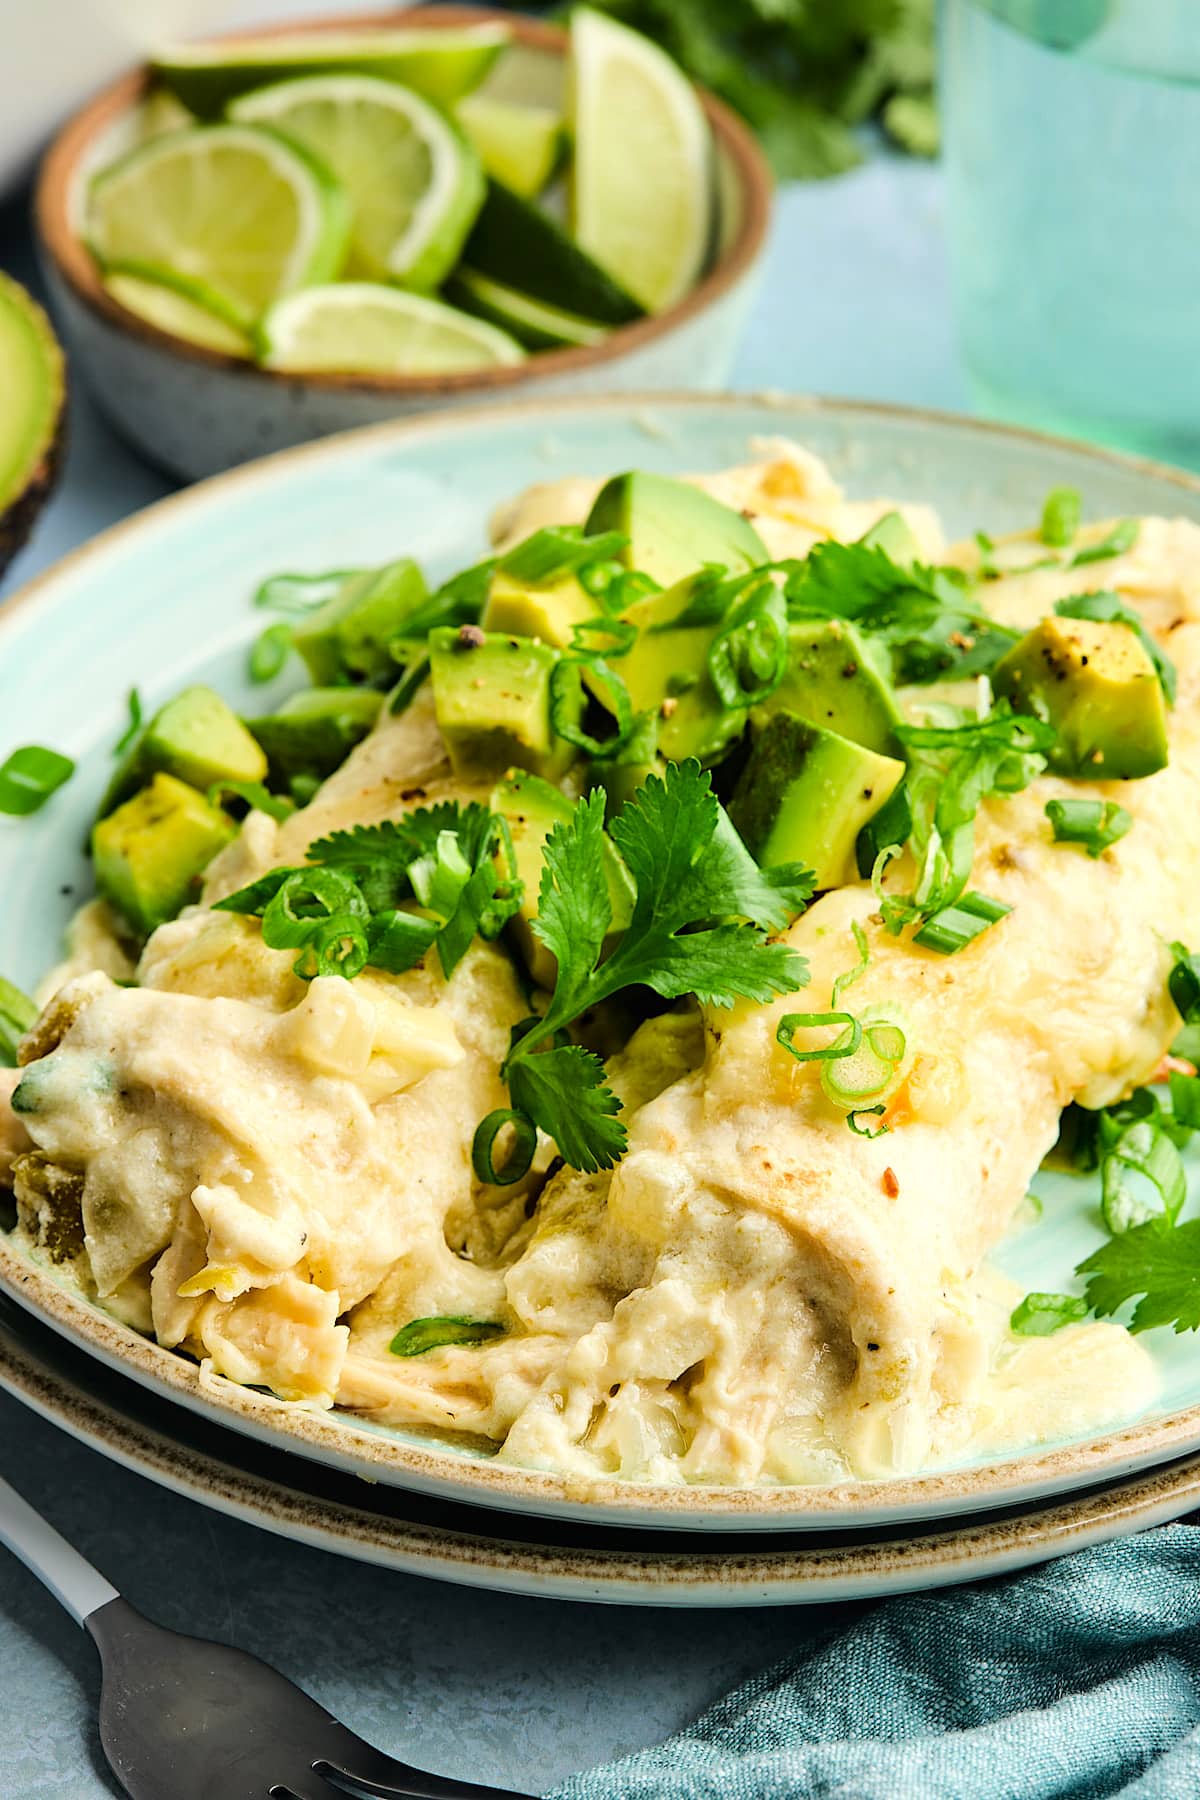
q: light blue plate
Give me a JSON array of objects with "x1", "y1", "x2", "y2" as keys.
[{"x1": 4, "y1": 392, "x2": 1200, "y2": 1534}]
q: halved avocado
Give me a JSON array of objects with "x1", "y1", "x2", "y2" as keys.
[{"x1": 0, "y1": 273, "x2": 66, "y2": 579}]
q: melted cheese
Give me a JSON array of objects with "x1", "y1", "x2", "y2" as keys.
[{"x1": 8, "y1": 447, "x2": 1196, "y2": 1487}]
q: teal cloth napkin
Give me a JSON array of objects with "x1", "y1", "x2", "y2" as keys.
[{"x1": 552, "y1": 1522, "x2": 1200, "y2": 1799}]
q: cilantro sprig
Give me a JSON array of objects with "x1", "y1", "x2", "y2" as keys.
[
  {"x1": 473, "y1": 762, "x2": 813, "y2": 1179},
  {"x1": 215, "y1": 801, "x2": 522, "y2": 982}
]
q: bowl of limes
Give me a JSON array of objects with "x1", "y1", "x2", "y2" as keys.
[{"x1": 35, "y1": 4, "x2": 771, "y2": 481}]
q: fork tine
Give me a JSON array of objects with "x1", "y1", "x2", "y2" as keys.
[
  {"x1": 268, "y1": 1776, "x2": 345, "y2": 1800},
  {"x1": 317, "y1": 1742, "x2": 538, "y2": 1800}
]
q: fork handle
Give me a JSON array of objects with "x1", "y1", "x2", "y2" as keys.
[{"x1": 0, "y1": 1472, "x2": 119, "y2": 1628}]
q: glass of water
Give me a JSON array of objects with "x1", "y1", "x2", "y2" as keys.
[{"x1": 940, "y1": 0, "x2": 1200, "y2": 468}]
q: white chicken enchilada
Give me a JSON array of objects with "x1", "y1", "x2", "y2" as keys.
[{"x1": 3, "y1": 438, "x2": 1200, "y2": 1493}]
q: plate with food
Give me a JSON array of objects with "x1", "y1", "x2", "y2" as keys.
[{"x1": 4, "y1": 391, "x2": 1200, "y2": 1533}]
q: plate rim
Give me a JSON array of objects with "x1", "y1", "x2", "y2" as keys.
[
  {"x1": 6, "y1": 387, "x2": 1200, "y2": 1532},
  {"x1": 4, "y1": 1290, "x2": 1200, "y2": 1607}
]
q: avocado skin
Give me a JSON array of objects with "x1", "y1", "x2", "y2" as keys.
[
  {"x1": 292, "y1": 558, "x2": 429, "y2": 687},
  {"x1": 245, "y1": 687, "x2": 382, "y2": 782},
  {"x1": 584, "y1": 472, "x2": 768, "y2": 590},
  {"x1": 491, "y1": 769, "x2": 634, "y2": 986},
  {"x1": 992, "y1": 615, "x2": 1168, "y2": 780},
  {"x1": 92, "y1": 773, "x2": 235, "y2": 936},
  {"x1": 0, "y1": 427, "x2": 65, "y2": 581},
  {"x1": 761, "y1": 620, "x2": 903, "y2": 756},
  {"x1": 430, "y1": 626, "x2": 577, "y2": 780},
  {"x1": 730, "y1": 710, "x2": 905, "y2": 891}
]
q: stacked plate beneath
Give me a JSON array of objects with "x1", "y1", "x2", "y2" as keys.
[{"x1": 4, "y1": 394, "x2": 1200, "y2": 1604}]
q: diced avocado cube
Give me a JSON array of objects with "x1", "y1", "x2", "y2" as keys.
[
  {"x1": 858, "y1": 510, "x2": 920, "y2": 566},
  {"x1": 481, "y1": 567, "x2": 595, "y2": 649},
  {"x1": 584, "y1": 471, "x2": 768, "y2": 588},
  {"x1": 429, "y1": 626, "x2": 577, "y2": 779},
  {"x1": 245, "y1": 687, "x2": 382, "y2": 782},
  {"x1": 291, "y1": 558, "x2": 429, "y2": 687},
  {"x1": 92, "y1": 773, "x2": 235, "y2": 935},
  {"x1": 619, "y1": 573, "x2": 747, "y2": 764},
  {"x1": 991, "y1": 616, "x2": 1168, "y2": 780},
  {"x1": 491, "y1": 770, "x2": 635, "y2": 986},
  {"x1": 729, "y1": 710, "x2": 905, "y2": 891},
  {"x1": 759, "y1": 620, "x2": 903, "y2": 755},
  {"x1": 98, "y1": 685, "x2": 268, "y2": 820}
]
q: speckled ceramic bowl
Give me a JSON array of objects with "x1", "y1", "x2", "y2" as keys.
[{"x1": 33, "y1": 6, "x2": 771, "y2": 481}]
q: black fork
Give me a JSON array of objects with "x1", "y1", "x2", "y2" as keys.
[{"x1": 0, "y1": 1471, "x2": 536, "y2": 1800}]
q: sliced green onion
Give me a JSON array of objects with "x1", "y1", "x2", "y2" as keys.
[
  {"x1": 253, "y1": 569, "x2": 359, "y2": 614},
  {"x1": 550, "y1": 657, "x2": 635, "y2": 759},
  {"x1": 0, "y1": 974, "x2": 37, "y2": 1066},
  {"x1": 1010, "y1": 1292, "x2": 1089, "y2": 1336},
  {"x1": 388, "y1": 656, "x2": 431, "y2": 716},
  {"x1": 822, "y1": 1016, "x2": 907, "y2": 1105},
  {"x1": 1168, "y1": 941, "x2": 1200, "y2": 1024},
  {"x1": 249, "y1": 621, "x2": 293, "y2": 683},
  {"x1": 1039, "y1": 487, "x2": 1082, "y2": 547},
  {"x1": 261, "y1": 867, "x2": 366, "y2": 950},
  {"x1": 389, "y1": 1315, "x2": 506, "y2": 1357},
  {"x1": 973, "y1": 529, "x2": 999, "y2": 579},
  {"x1": 831, "y1": 921, "x2": 870, "y2": 1009},
  {"x1": 708, "y1": 583, "x2": 788, "y2": 708},
  {"x1": 499, "y1": 525, "x2": 629, "y2": 584},
  {"x1": 435, "y1": 862, "x2": 501, "y2": 978},
  {"x1": 1101, "y1": 1118, "x2": 1187, "y2": 1233},
  {"x1": 113, "y1": 688, "x2": 143, "y2": 755},
  {"x1": 289, "y1": 773, "x2": 321, "y2": 807},
  {"x1": 1045, "y1": 797, "x2": 1132, "y2": 859},
  {"x1": 298, "y1": 912, "x2": 368, "y2": 981},
  {"x1": 1054, "y1": 591, "x2": 1174, "y2": 705},
  {"x1": 409, "y1": 830, "x2": 471, "y2": 916},
  {"x1": 913, "y1": 891, "x2": 1011, "y2": 955},
  {"x1": 847, "y1": 1104, "x2": 889, "y2": 1139},
  {"x1": 207, "y1": 780, "x2": 293, "y2": 823},
  {"x1": 776, "y1": 1010, "x2": 862, "y2": 1064},
  {"x1": 1169, "y1": 1068, "x2": 1200, "y2": 1132},
  {"x1": 1070, "y1": 519, "x2": 1138, "y2": 567},
  {"x1": 0, "y1": 745, "x2": 75, "y2": 816},
  {"x1": 365, "y1": 909, "x2": 438, "y2": 974},
  {"x1": 471, "y1": 1108, "x2": 538, "y2": 1186}
]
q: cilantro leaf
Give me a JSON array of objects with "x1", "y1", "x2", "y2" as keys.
[
  {"x1": 786, "y1": 540, "x2": 1020, "y2": 683},
  {"x1": 489, "y1": 762, "x2": 812, "y2": 1174},
  {"x1": 509, "y1": 1045, "x2": 627, "y2": 1174},
  {"x1": 1077, "y1": 1216, "x2": 1200, "y2": 1334}
]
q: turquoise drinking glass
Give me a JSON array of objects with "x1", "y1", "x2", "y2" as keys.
[{"x1": 940, "y1": 0, "x2": 1200, "y2": 467}]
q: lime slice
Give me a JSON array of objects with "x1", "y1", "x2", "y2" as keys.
[
  {"x1": 464, "y1": 180, "x2": 641, "y2": 327},
  {"x1": 137, "y1": 87, "x2": 195, "y2": 143},
  {"x1": 257, "y1": 283, "x2": 525, "y2": 376},
  {"x1": 104, "y1": 263, "x2": 252, "y2": 356},
  {"x1": 569, "y1": 7, "x2": 712, "y2": 313},
  {"x1": 87, "y1": 124, "x2": 350, "y2": 326},
  {"x1": 152, "y1": 24, "x2": 510, "y2": 118},
  {"x1": 447, "y1": 267, "x2": 608, "y2": 350},
  {"x1": 457, "y1": 95, "x2": 561, "y2": 199},
  {"x1": 228, "y1": 75, "x2": 483, "y2": 290}
]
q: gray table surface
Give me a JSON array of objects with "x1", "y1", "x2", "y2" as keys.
[{"x1": 0, "y1": 151, "x2": 967, "y2": 1798}]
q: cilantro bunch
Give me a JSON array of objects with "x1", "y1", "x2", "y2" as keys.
[
  {"x1": 552, "y1": 0, "x2": 937, "y2": 177},
  {"x1": 214, "y1": 801, "x2": 522, "y2": 981},
  {"x1": 473, "y1": 760, "x2": 813, "y2": 1180}
]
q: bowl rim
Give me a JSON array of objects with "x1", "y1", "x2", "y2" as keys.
[
  {"x1": 5, "y1": 386, "x2": 1200, "y2": 1528},
  {"x1": 34, "y1": 3, "x2": 773, "y2": 397}
]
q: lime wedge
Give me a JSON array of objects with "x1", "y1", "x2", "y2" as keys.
[
  {"x1": 104, "y1": 263, "x2": 252, "y2": 356},
  {"x1": 87, "y1": 124, "x2": 350, "y2": 326},
  {"x1": 447, "y1": 267, "x2": 608, "y2": 349},
  {"x1": 0, "y1": 273, "x2": 65, "y2": 576},
  {"x1": 464, "y1": 180, "x2": 641, "y2": 328},
  {"x1": 457, "y1": 95, "x2": 561, "y2": 199},
  {"x1": 152, "y1": 24, "x2": 510, "y2": 118},
  {"x1": 569, "y1": 7, "x2": 712, "y2": 313},
  {"x1": 137, "y1": 87, "x2": 195, "y2": 143},
  {"x1": 257, "y1": 283, "x2": 525, "y2": 376},
  {"x1": 229, "y1": 74, "x2": 483, "y2": 290}
]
